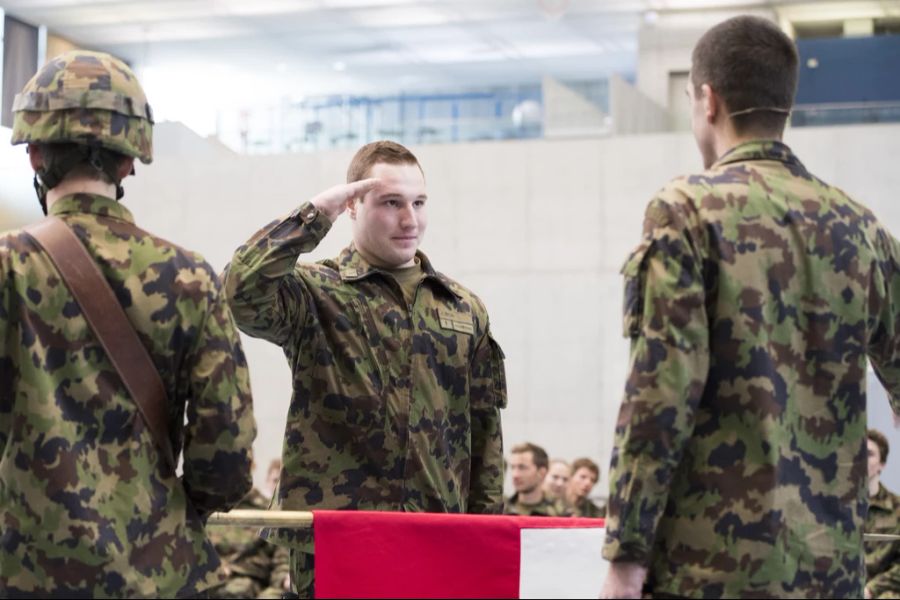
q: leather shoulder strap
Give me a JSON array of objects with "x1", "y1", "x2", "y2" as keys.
[{"x1": 24, "y1": 216, "x2": 177, "y2": 473}]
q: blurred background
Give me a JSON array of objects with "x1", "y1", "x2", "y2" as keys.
[{"x1": 1, "y1": 0, "x2": 899, "y2": 496}]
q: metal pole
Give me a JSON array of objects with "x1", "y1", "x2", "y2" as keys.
[
  {"x1": 207, "y1": 510, "x2": 313, "y2": 528},
  {"x1": 204, "y1": 510, "x2": 900, "y2": 542}
]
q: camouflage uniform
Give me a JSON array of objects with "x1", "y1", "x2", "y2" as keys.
[
  {"x1": 504, "y1": 492, "x2": 565, "y2": 517},
  {"x1": 223, "y1": 202, "x2": 507, "y2": 589},
  {"x1": 866, "y1": 483, "x2": 900, "y2": 599},
  {"x1": 208, "y1": 488, "x2": 290, "y2": 599},
  {"x1": 566, "y1": 497, "x2": 605, "y2": 519},
  {"x1": 603, "y1": 140, "x2": 900, "y2": 598},
  {"x1": 1, "y1": 51, "x2": 256, "y2": 598}
]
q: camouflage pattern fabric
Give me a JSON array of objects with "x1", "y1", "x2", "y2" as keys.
[
  {"x1": 11, "y1": 51, "x2": 153, "y2": 163},
  {"x1": 0, "y1": 194, "x2": 256, "y2": 597},
  {"x1": 223, "y1": 201, "x2": 507, "y2": 555},
  {"x1": 504, "y1": 492, "x2": 566, "y2": 517},
  {"x1": 208, "y1": 488, "x2": 289, "y2": 599},
  {"x1": 866, "y1": 483, "x2": 900, "y2": 599},
  {"x1": 565, "y1": 497, "x2": 605, "y2": 519},
  {"x1": 602, "y1": 140, "x2": 900, "y2": 598}
]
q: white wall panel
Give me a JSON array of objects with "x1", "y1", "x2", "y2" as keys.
[{"x1": 122, "y1": 121, "x2": 900, "y2": 498}]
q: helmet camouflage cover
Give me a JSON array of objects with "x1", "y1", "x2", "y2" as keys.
[{"x1": 10, "y1": 50, "x2": 153, "y2": 163}]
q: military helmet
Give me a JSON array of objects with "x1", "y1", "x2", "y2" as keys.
[{"x1": 10, "y1": 50, "x2": 153, "y2": 163}]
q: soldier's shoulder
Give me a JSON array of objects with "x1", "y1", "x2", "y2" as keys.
[
  {"x1": 131, "y1": 224, "x2": 220, "y2": 284},
  {"x1": 433, "y1": 271, "x2": 489, "y2": 317},
  {"x1": 295, "y1": 257, "x2": 342, "y2": 284}
]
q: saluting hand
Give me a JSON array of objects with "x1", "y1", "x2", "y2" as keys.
[{"x1": 310, "y1": 178, "x2": 380, "y2": 223}]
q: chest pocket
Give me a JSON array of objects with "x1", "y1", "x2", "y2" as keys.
[{"x1": 620, "y1": 239, "x2": 654, "y2": 339}]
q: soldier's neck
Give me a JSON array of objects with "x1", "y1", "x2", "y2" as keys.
[
  {"x1": 869, "y1": 476, "x2": 881, "y2": 498},
  {"x1": 518, "y1": 486, "x2": 543, "y2": 505},
  {"x1": 714, "y1": 121, "x2": 784, "y2": 163},
  {"x1": 46, "y1": 177, "x2": 117, "y2": 210}
]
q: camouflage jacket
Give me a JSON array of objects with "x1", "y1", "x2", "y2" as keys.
[
  {"x1": 504, "y1": 491, "x2": 564, "y2": 517},
  {"x1": 208, "y1": 488, "x2": 285, "y2": 583},
  {"x1": 224, "y1": 201, "x2": 507, "y2": 551},
  {"x1": 866, "y1": 483, "x2": 900, "y2": 599},
  {"x1": 567, "y1": 497, "x2": 606, "y2": 519},
  {"x1": 0, "y1": 194, "x2": 256, "y2": 598},
  {"x1": 602, "y1": 141, "x2": 900, "y2": 598}
]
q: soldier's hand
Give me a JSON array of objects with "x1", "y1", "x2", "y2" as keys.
[
  {"x1": 600, "y1": 561, "x2": 647, "y2": 599},
  {"x1": 310, "y1": 178, "x2": 380, "y2": 223}
]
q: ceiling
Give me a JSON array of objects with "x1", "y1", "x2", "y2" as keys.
[
  {"x1": 3, "y1": 0, "x2": 898, "y2": 134},
  {"x1": 1, "y1": 0, "x2": 800, "y2": 95}
]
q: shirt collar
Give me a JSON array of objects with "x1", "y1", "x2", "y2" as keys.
[
  {"x1": 48, "y1": 193, "x2": 135, "y2": 224},
  {"x1": 871, "y1": 483, "x2": 898, "y2": 511},
  {"x1": 337, "y1": 244, "x2": 461, "y2": 300},
  {"x1": 712, "y1": 139, "x2": 804, "y2": 170}
]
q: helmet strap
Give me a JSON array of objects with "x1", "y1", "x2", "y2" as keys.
[
  {"x1": 36, "y1": 145, "x2": 128, "y2": 208},
  {"x1": 33, "y1": 174, "x2": 49, "y2": 216},
  {"x1": 87, "y1": 146, "x2": 127, "y2": 200}
]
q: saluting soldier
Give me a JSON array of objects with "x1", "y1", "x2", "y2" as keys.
[
  {"x1": 601, "y1": 16, "x2": 900, "y2": 599},
  {"x1": 224, "y1": 140, "x2": 507, "y2": 597}
]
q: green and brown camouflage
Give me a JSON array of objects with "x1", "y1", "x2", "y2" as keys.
[
  {"x1": 504, "y1": 492, "x2": 567, "y2": 517},
  {"x1": 208, "y1": 488, "x2": 289, "y2": 599},
  {"x1": 603, "y1": 140, "x2": 900, "y2": 598},
  {"x1": 0, "y1": 194, "x2": 256, "y2": 597},
  {"x1": 865, "y1": 483, "x2": 900, "y2": 599},
  {"x1": 11, "y1": 50, "x2": 153, "y2": 163},
  {"x1": 223, "y1": 200, "x2": 507, "y2": 553},
  {"x1": 564, "y1": 497, "x2": 605, "y2": 519}
]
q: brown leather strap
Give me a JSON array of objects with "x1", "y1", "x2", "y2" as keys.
[{"x1": 25, "y1": 216, "x2": 177, "y2": 473}]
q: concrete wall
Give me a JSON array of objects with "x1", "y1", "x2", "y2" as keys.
[{"x1": 115, "y1": 121, "x2": 900, "y2": 495}]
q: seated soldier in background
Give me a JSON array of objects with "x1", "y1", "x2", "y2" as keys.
[
  {"x1": 543, "y1": 458, "x2": 571, "y2": 502},
  {"x1": 561, "y1": 458, "x2": 605, "y2": 518},
  {"x1": 264, "y1": 458, "x2": 282, "y2": 500},
  {"x1": 504, "y1": 443, "x2": 563, "y2": 516},
  {"x1": 865, "y1": 429, "x2": 900, "y2": 599},
  {"x1": 208, "y1": 483, "x2": 291, "y2": 599}
]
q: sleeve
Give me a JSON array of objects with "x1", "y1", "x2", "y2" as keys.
[
  {"x1": 0, "y1": 245, "x2": 10, "y2": 454},
  {"x1": 222, "y1": 202, "x2": 332, "y2": 347},
  {"x1": 867, "y1": 229, "x2": 900, "y2": 415},
  {"x1": 268, "y1": 544, "x2": 292, "y2": 590},
  {"x1": 868, "y1": 546, "x2": 900, "y2": 600},
  {"x1": 467, "y1": 314, "x2": 507, "y2": 514},
  {"x1": 180, "y1": 281, "x2": 258, "y2": 517},
  {"x1": 602, "y1": 196, "x2": 710, "y2": 565}
]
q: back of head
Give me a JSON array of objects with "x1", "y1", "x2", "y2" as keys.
[
  {"x1": 691, "y1": 15, "x2": 798, "y2": 137},
  {"x1": 511, "y1": 442, "x2": 549, "y2": 470},
  {"x1": 347, "y1": 140, "x2": 422, "y2": 183},
  {"x1": 10, "y1": 50, "x2": 154, "y2": 210}
]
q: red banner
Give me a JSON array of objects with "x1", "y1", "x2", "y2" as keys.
[{"x1": 314, "y1": 510, "x2": 605, "y2": 599}]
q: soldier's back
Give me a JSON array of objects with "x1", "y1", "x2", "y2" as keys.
[
  {"x1": 636, "y1": 141, "x2": 898, "y2": 597},
  {"x1": 0, "y1": 194, "x2": 255, "y2": 597}
]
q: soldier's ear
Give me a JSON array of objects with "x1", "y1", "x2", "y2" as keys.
[
  {"x1": 117, "y1": 156, "x2": 136, "y2": 181},
  {"x1": 27, "y1": 144, "x2": 44, "y2": 172},
  {"x1": 702, "y1": 84, "x2": 720, "y2": 123}
]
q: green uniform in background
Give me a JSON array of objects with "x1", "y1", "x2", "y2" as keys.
[
  {"x1": 866, "y1": 483, "x2": 900, "y2": 599},
  {"x1": 504, "y1": 492, "x2": 565, "y2": 517},
  {"x1": 603, "y1": 141, "x2": 900, "y2": 598},
  {"x1": 566, "y1": 497, "x2": 606, "y2": 519},
  {"x1": 208, "y1": 488, "x2": 290, "y2": 599},
  {"x1": 0, "y1": 195, "x2": 257, "y2": 597},
  {"x1": 224, "y1": 201, "x2": 507, "y2": 594}
]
